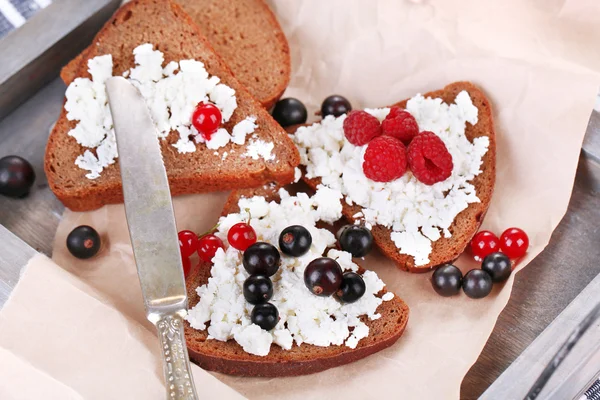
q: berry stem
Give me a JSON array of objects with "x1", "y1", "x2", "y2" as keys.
[{"x1": 197, "y1": 222, "x2": 220, "y2": 238}]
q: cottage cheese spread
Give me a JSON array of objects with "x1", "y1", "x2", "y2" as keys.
[
  {"x1": 293, "y1": 91, "x2": 490, "y2": 266},
  {"x1": 185, "y1": 187, "x2": 394, "y2": 356},
  {"x1": 64, "y1": 43, "x2": 265, "y2": 179}
]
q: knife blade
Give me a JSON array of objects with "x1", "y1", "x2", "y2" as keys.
[{"x1": 106, "y1": 76, "x2": 198, "y2": 400}]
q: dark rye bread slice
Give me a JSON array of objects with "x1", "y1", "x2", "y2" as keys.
[
  {"x1": 302, "y1": 82, "x2": 496, "y2": 273},
  {"x1": 177, "y1": 0, "x2": 290, "y2": 109},
  {"x1": 184, "y1": 187, "x2": 409, "y2": 377},
  {"x1": 60, "y1": 0, "x2": 290, "y2": 109},
  {"x1": 45, "y1": 0, "x2": 299, "y2": 211}
]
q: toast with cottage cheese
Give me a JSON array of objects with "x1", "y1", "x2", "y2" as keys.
[
  {"x1": 184, "y1": 187, "x2": 409, "y2": 377},
  {"x1": 60, "y1": 0, "x2": 290, "y2": 109},
  {"x1": 298, "y1": 82, "x2": 496, "y2": 273},
  {"x1": 45, "y1": 0, "x2": 299, "y2": 211}
]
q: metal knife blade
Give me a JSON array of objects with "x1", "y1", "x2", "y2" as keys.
[
  {"x1": 107, "y1": 76, "x2": 185, "y2": 316},
  {"x1": 106, "y1": 76, "x2": 198, "y2": 400}
]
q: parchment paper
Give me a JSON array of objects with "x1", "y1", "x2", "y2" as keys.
[
  {"x1": 1, "y1": 0, "x2": 600, "y2": 398},
  {"x1": 0, "y1": 254, "x2": 244, "y2": 400}
]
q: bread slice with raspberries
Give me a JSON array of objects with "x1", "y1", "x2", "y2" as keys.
[
  {"x1": 60, "y1": 0, "x2": 290, "y2": 109},
  {"x1": 183, "y1": 187, "x2": 409, "y2": 377},
  {"x1": 301, "y1": 82, "x2": 496, "y2": 273},
  {"x1": 45, "y1": 0, "x2": 299, "y2": 211}
]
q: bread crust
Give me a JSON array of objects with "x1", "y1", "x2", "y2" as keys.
[
  {"x1": 184, "y1": 187, "x2": 409, "y2": 377},
  {"x1": 46, "y1": 0, "x2": 299, "y2": 212},
  {"x1": 59, "y1": 0, "x2": 291, "y2": 109},
  {"x1": 302, "y1": 82, "x2": 496, "y2": 272}
]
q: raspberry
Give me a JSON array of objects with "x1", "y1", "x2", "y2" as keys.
[
  {"x1": 343, "y1": 111, "x2": 382, "y2": 146},
  {"x1": 362, "y1": 136, "x2": 407, "y2": 182},
  {"x1": 382, "y1": 107, "x2": 419, "y2": 144},
  {"x1": 407, "y1": 131, "x2": 453, "y2": 185},
  {"x1": 386, "y1": 106, "x2": 404, "y2": 119}
]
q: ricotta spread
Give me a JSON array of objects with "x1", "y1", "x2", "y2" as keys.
[
  {"x1": 292, "y1": 91, "x2": 490, "y2": 266},
  {"x1": 185, "y1": 186, "x2": 394, "y2": 356},
  {"x1": 64, "y1": 43, "x2": 266, "y2": 179}
]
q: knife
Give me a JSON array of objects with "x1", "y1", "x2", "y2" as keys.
[{"x1": 106, "y1": 76, "x2": 199, "y2": 400}]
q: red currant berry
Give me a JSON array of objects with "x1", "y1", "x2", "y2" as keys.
[
  {"x1": 178, "y1": 230, "x2": 198, "y2": 258},
  {"x1": 470, "y1": 230, "x2": 500, "y2": 262},
  {"x1": 181, "y1": 256, "x2": 191, "y2": 278},
  {"x1": 192, "y1": 102, "x2": 222, "y2": 141},
  {"x1": 228, "y1": 222, "x2": 257, "y2": 251},
  {"x1": 198, "y1": 234, "x2": 225, "y2": 262},
  {"x1": 500, "y1": 227, "x2": 529, "y2": 259}
]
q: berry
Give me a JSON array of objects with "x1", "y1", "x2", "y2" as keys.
[
  {"x1": 470, "y1": 230, "x2": 500, "y2": 262},
  {"x1": 271, "y1": 98, "x2": 307, "y2": 127},
  {"x1": 66, "y1": 225, "x2": 101, "y2": 259},
  {"x1": 338, "y1": 225, "x2": 374, "y2": 257},
  {"x1": 192, "y1": 102, "x2": 222, "y2": 141},
  {"x1": 482, "y1": 252, "x2": 512, "y2": 283},
  {"x1": 343, "y1": 110, "x2": 382, "y2": 145},
  {"x1": 462, "y1": 269, "x2": 493, "y2": 299},
  {"x1": 228, "y1": 222, "x2": 257, "y2": 251},
  {"x1": 336, "y1": 225, "x2": 350, "y2": 241},
  {"x1": 304, "y1": 257, "x2": 343, "y2": 297},
  {"x1": 181, "y1": 256, "x2": 191, "y2": 278},
  {"x1": 0, "y1": 155, "x2": 36, "y2": 198},
  {"x1": 407, "y1": 131, "x2": 453, "y2": 185},
  {"x1": 382, "y1": 108, "x2": 419, "y2": 144},
  {"x1": 178, "y1": 230, "x2": 198, "y2": 258},
  {"x1": 387, "y1": 107, "x2": 404, "y2": 119},
  {"x1": 251, "y1": 303, "x2": 279, "y2": 331},
  {"x1": 431, "y1": 264, "x2": 463, "y2": 297},
  {"x1": 243, "y1": 275, "x2": 273, "y2": 304},
  {"x1": 336, "y1": 272, "x2": 366, "y2": 303},
  {"x1": 500, "y1": 228, "x2": 529, "y2": 259},
  {"x1": 197, "y1": 234, "x2": 225, "y2": 262},
  {"x1": 243, "y1": 242, "x2": 281, "y2": 276},
  {"x1": 321, "y1": 95, "x2": 352, "y2": 117},
  {"x1": 279, "y1": 225, "x2": 312, "y2": 257},
  {"x1": 362, "y1": 135, "x2": 407, "y2": 182}
]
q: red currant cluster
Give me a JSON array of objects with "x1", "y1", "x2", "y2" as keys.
[
  {"x1": 177, "y1": 222, "x2": 258, "y2": 278},
  {"x1": 470, "y1": 227, "x2": 529, "y2": 262}
]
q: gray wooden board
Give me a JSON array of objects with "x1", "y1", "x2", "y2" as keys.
[
  {"x1": 0, "y1": 225, "x2": 37, "y2": 309},
  {"x1": 1, "y1": 76, "x2": 600, "y2": 397},
  {"x1": 0, "y1": 0, "x2": 121, "y2": 119}
]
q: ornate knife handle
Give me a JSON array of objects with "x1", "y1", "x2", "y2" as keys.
[{"x1": 154, "y1": 313, "x2": 199, "y2": 400}]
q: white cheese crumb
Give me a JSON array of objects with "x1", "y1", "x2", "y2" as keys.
[
  {"x1": 231, "y1": 116, "x2": 257, "y2": 145},
  {"x1": 293, "y1": 167, "x2": 302, "y2": 183},
  {"x1": 232, "y1": 325, "x2": 273, "y2": 356},
  {"x1": 245, "y1": 139, "x2": 275, "y2": 161},
  {"x1": 382, "y1": 292, "x2": 395, "y2": 301},
  {"x1": 206, "y1": 128, "x2": 231, "y2": 150}
]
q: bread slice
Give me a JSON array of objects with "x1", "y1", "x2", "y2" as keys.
[
  {"x1": 301, "y1": 82, "x2": 496, "y2": 273},
  {"x1": 184, "y1": 187, "x2": 409, "y2": 377},
  {"x1": 45, "y1": 0, "x2": 300, "y2": 211},
  {"x1": 60, "y1": 0, "x2": 290, "y2": 109}
]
